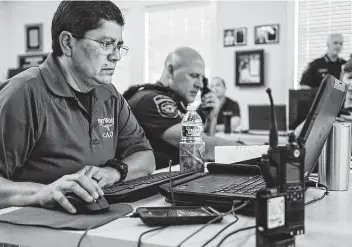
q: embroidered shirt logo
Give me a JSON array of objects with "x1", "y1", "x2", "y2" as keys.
[
  {"x1": 153, "y1": 95, "x2": 180, "y2": 118},
  {"x1": 98, "y1": 117, "x2": 114, "y2": 138}
]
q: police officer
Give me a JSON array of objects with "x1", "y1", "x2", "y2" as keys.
[
  {"x1": 300, "y1": 33, "x2": 346, "y2": 88},
  {"x1": 0, "y1": 1, "x2": 155, "y2": 214},
  {"x1": 124, "y1": 47, "x2": 240, "y2": 170}
]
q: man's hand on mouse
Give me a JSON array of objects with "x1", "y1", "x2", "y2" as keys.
[{"x1": 35, "y1": 173, "x2": 104, "y2": 214}]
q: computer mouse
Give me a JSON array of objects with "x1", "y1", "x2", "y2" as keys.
[{"x1": 65, "y1": 193, "x2": 110, "y2": 214}]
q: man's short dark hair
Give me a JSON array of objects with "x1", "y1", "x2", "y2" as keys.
[{"x1": 52, "y1": 1, "x2": 125, "y2": 57}]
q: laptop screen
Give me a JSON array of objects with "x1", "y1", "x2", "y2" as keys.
[
  {"x1": 248, "y1": 105, "x2": 287, "y2": 132},
  {"x1": 297, "y1": 74, "x2": 347, "y2": 177}
]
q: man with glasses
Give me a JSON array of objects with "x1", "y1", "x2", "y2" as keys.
[
  {"x1": 0, "y1": 1, "x2": 155, "y2": 214},
  {"x1": 123, "y1": 47, "x2": 240, "y2": 169}
]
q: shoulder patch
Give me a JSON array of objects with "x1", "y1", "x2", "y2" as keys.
[{"x1": 153, "y1": 95, "x2": 179, "y2": 118}]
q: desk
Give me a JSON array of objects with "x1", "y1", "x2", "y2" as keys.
[
  {"x1": 1, "y1": 176, "x2": 352, "y2": 247},
  {"x1": 215, "y1": 132, "x2": 287, "y2": 146}
]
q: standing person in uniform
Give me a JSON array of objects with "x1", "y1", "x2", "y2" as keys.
[
  {"x1": 123, "y1": 47, "x2": 241, "y2": 170},
  {"x1": 0, "y1": 1, "x2": 155, "y2": 214},
  {"x1": 300, "y1": 33, "x2": 346, "y2": 88},
  {"x1": 198, "y1": 77, "x2": 241, "y2": 132}
]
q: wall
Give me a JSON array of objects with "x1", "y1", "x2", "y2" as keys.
[
  {"x1": 215, "y1": 1, "x2": 295, "y2": 129},
  {"x1": 0, "y1": 1, "x2": 60, "y2": 81},
  {"x1": 0, "y1": 2, "x2": 11, "y2": 80},
  {"x1": 0, "y1": 0, "x2": 296, "y2": 129}
]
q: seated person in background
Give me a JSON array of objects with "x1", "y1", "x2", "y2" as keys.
[
  {"x1": 198, "y1": 77, "x2": 241, "y2": 132},
  {"x1": 0, "y1": 1, "x2": 155, "y2": 214},
  {"x1": 123, "y1": 47, "x2": 240, "y2": 170}
]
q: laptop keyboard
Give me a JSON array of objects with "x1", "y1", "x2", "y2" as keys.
[
  {"x1": 103, "y1": 170, "x2": 199, "y2": 202},
  {"x1": 211, "y1": 175, "x2": 265, "y2": 195}
]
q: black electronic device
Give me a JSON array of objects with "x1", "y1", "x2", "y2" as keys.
[
  {"x1": 135, "y1": 206, "x2": 222, "y2": 226},
  {"x1": 64, "y1": 193, "x2": 110, "y2": 214},
  {"x1": 201, "y1": 77, "x2": 213, "y2": 112},
  {"x1": 260, "y1": 88, "x2": 305, "y2": 237},
  {"x1": 256, "y1": 188, "x2": 295, "y2": 247},
  {"x1": 207, "y1": 162, "x2": 262, "y2": 175},
  {"x1": 102, "y1": 170, "x2": 201, "y2": 203},
  {"x1": 248, "y1": 104, "x2": 287, "y2": 133},
  {"x1": 288, "y1": 88, "x2": 318, "y2": 130},
  {"x1": 201, "y1": 77, "x2": 211, "y2": 96}
]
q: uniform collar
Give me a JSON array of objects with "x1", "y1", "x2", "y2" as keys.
[
  {"x1": 324, "y1": 54, "x2": 341, "y2": 63},
  {"x1": 39, "y1": 53, "x2": 117, "y2": 101},
  {"x1": 155, "y1": 81, "x2": 188, "y2": 107}
]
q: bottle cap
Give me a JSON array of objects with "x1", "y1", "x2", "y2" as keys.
[{"x1": 187, "y1": 105, "x2": 197, "y2": 111}]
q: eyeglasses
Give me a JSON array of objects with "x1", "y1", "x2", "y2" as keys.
[{"x1": 71, "y1": 33, "x2": 129, "y2": 56}]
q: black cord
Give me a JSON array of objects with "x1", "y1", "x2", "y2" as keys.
[
  {"x1": 176, "y1": 201, "x2": 249, "y2": 247},
  {"x1": 305, "y1": 181, "x2": 329, "y2": 206},
  {"x1": 215, "y1": 225, "x2": 256, "y2": 247},
  {"x1": 137, "y1": 226, "x2": 167, "y2": 247},
  {"x1": 76, "y1": 215, "x2": 134, "y2": 247},
  {"x1": 169, "y1": 160, "x2": 176, "y2": 206},
  {"x1": 200, "y1": 214, "x2": 239, "y2": 247},
  {"x1": 77, "y1": 220, "x2": 104, "y2": 247}
]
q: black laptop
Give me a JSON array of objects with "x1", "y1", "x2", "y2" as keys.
[
  {"x1": 159, "y1": 75, "x2": 347, "y2": 211},
  {"x1": 248, "y1": 104, "x2": 287, "y2": 135}
]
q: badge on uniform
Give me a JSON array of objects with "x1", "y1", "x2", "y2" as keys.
[{"x1": 153, "y1": 95, "x2": 179, "y2": 118}]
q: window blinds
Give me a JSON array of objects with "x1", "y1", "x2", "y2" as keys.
[{"x1": 296, "y1": 0, "x2": 352, "y2": 83}]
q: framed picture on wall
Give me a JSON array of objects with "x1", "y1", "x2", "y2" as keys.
[
  {"x1": 254, "y1": 24, "x2": 280, "y2": 44},
  {"x1": 224, "y1": 29, "x2": 236, "y2": 47},
  {"x1": 234, "y1": 27, "x2": 247, "y2": 46},
  {"x1": 235, "y1": 49, "x2": 264, "y2": 87},
  {"x1": 224, "y1": 27, "x2": 247, "y2": 47},
  {"x1": 25, "y1": 23, "x2": 43, "y2": 52}
]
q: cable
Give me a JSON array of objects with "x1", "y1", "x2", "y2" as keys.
[
  {"x1": 215, "y1": 225, "x2": 256, "y2": 247},
  {"x1": 137, "y1": 226, "x2": 167, "y2": 247},
  {"x1": 176, "y1": 201, "x2": 249, "y2": 247},
  {"x1": 76, "y1": 215, "x2": 135, "y2": 247},
  {"x1": 77, "y1": 220, "x2": 104, "y2": 247},
  {"x1": 169, "y1": 159, "x2": 176, "y2": 206},
  {"x1": 304, "y1": 181, "x2": 329, "y2": 206},
  {"x1": 200, "y1": 214, "x2": 239, "y2": 247}
]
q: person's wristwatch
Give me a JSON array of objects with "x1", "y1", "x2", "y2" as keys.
[{"x1": 102, "y1": 159, "x2": 128, "y2": 182}]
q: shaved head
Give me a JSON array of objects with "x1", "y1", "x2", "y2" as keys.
[
  {"x1": 160, "y1": 46, "x2": 205, "y2": 103},
  {"x1": 164, "y1": 46, "x2": 204, "y2": 71},
  {"x1": 327, "y1": 33, "x2": 343, "y2": 44}
]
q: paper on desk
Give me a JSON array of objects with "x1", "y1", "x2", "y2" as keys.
[{"x1": 215, "y1": 145, "x2": 269, "y2": 164}]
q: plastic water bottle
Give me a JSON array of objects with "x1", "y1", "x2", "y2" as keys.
[{"x1": 179, "y1": 105, "x2": 205, "y2": 172}]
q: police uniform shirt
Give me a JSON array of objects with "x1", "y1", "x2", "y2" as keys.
[
  {"x1": 300, "y1": 54, "x2": 346, "y2": 88},
  {"x1": 197, "y1": 97, "x2": 240, "y2": 124},
  {"x1": 0, "y1": 53, "x2": 152, "y2": 184},
  {"x1": 127, "y1": 83, "x2": 187, "y2": 170}
]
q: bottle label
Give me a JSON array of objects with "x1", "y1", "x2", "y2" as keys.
[
  {"x1": 179, "y1": 142, "x2": 205, "y2": 172},
  {"x1": 182, "y1": 125, "x2": 202, "y2": 137}
]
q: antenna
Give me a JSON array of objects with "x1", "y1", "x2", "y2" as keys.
[{"x1": 266, "y1": 88, "x2": 278, "y2": 148}]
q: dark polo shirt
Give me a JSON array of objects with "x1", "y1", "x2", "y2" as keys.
[
  {"x1": 0, "y1": 53, "x2": 152, "y2": 184},
  {"x1": 197, "y1": 97, "x2": 240, "y2": 124}
]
